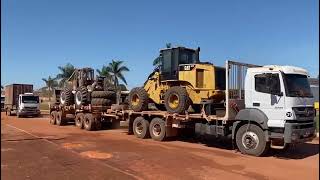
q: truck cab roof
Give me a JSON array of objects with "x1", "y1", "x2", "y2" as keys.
[{"x1": 248, "y1": 65, "x2": 308, "y2": 76}]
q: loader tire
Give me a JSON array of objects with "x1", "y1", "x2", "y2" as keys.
[
  {"x1": 128, "y1": 87, "x2": 149, "y2": 112},
  {"x1": 60, "y1": 87, "x2": 74, "y2": 106},
  {"x1": 91, "y1": 91, "x2": 116, "y2": 100},
  {"x1": 75, "y1": 86, "x2": 88, "y2": 108},
  {"x1": 91, "y1": 98, "x2": 113, "y2": 106},
  {"x1": 83, "y1": 113, "x2": 95, "y2": 131},
  {"x1": 164, "y1": 86, "x2": 190, "y2": 114}
]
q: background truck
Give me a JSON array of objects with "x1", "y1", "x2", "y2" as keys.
[
  {"x1": 1, "y1": 95, "x2": 5, "y2": 111},
  {"x1": 5, "y1": 84, "x2": 40, "y2": 117}
]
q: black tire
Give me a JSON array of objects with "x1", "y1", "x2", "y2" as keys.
[
  {"x1": 83, "y1": 113, "x2": 95, "y2": 131},
  {"x1": 91, "y1": 91, "x2": 116, "y2": 99},
  {"x1": 75, "y1": 113, "x2": 84, "y2": 129},
  {"x1": 128, "y1": 87, "x2": 149, "y2": 112},
  {"x1": 60, "y1": 87, "x2": 74, "y2": 106},
  {"x1": 91, "y1": 98, "x2": 113, "y2": 106},
  {"x1": 133, "y1": 117, "x2": 150, "y2": 139},
  {"x1": 95, "y1": 117, "x2": 102, "y2": 130},
  {"x1": 235, "y1": 124, "x2": 269, "y2": 156},
  {"x1": 164, "y1": 86, "x2": 190, "y2": 114},
  {"x1": 56, "y1": 111, "x2": 66, "y2": 126},
  {"x1": 75, "y1": 86, "x2": 88, "y2": 108},
  {"x1": 50, "y1": 111, "x2": 57, "y2": 125},
  {"x1": 149, "y1": 117, "x2": 166, "y2": 141}
]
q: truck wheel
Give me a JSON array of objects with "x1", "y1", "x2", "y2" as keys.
[
  {"x1": 75, "y1": 86, "x2": 88, "y2": 109},
  {"x1": 50, "y1": 111, "x2": 57, "y2": 125},
  {"x1": 60, "y1": 87, "x2": 74, "y2": 106},
  {"x1": 56, "y1": 111, "x2": 66, "y2": 126},
  {"x1": 133, "y1": 117, "x2": 150, "y2": 139},
  {"x1": 149, "y1": 117, "x2": 166, "y2": 141},
  {"x1": 95, "y1": 117, "x2": 102, "y2": 130},
  {"x1": 83, "y1": 113, "x2": 95, "y2": 131},
  {"x1": 235, "y1": 124, "x2": 269, "y2": 156},
  {"x1": 75, "y1": 113, "x2": 84, "y2": 129},
  {"x1": 16, "y1": 112, "x2": 21, "y2": 118},
  {"x1": 128, "y1": 87, "x2": 149, "y2": 112},
  {"x1": 164, "y1": 86, "x2": 190, "y2": 114},
  {"x1": 91, "y1": 91, "x2": 116, "y2": 99},
  {"x1": 91, "y1": 98, "x2": 113, "y2": 106}
]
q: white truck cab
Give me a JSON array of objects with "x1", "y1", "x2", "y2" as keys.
[{"x1": 17, "y1": 93, "x2": 40, "y2": 117}]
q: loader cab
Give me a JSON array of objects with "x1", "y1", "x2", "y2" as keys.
[
  {"x1": 73, "y1": 68, "x2": 94, "y2": 88},
  {"x1": 159, "y1": 47, "x2": 200, "y2": 81}
]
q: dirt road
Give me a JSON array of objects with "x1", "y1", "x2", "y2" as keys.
[{"x1": 1, "y1": 112, "x2": 319, "y2": 180}]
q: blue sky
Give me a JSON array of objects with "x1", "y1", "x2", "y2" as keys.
[{"x1": 1, "y1": 0, "x2": 319, "y2": 89}]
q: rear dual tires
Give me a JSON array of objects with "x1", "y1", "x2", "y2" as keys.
[
  {"x1": 75, "y1": 113, "x2": 84, "y2": 129},
  {"x1": 50, "y1": 111, "x2": 57, "y2": 125},
  {"x1": 83, "y1": 113, "x2": 102, "y2": 131},
  {"x1": 133, "y1": 117, "x2": 150, "y2": 139},
  {"x1": 132, "y1": 117, "x2": 167, "y2": 141},
  {"x1": 235, "y1": 124, "x2": 269, "y2": 157},
  {"x1": 55, "y1": 111, "x2": 67, "y2": 126}
]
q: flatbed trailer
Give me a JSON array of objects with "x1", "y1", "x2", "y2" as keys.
[{"x1": 49, "y1": 60, "x2": 316, "y2": 156}]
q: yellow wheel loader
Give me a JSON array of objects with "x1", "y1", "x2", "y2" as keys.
[{"x1": 128, "y1": 46, "x2": 226, "y2": 114}]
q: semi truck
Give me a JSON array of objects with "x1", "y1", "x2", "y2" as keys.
[
  {"x1": 50, "y1": 59, "x2": 316, "y2": 156},
  {"x1": 5, "y1": 84, "x2": 40, "y2": 117}
]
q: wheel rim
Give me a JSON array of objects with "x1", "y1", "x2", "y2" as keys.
[
  {"x1": 135, "y1": 122, "x2": 143, "y2": 134},
  {"x1": 168, "y1": 93, "x2": 179, "y2": 109},
  {"x1": 131, "y1": 94, "x2": 140, "y2": 106},
  {"x1": 60, "y1": 92, "x2": 66, "y2": 104},
  {"x1": 241, "y1": 131, "x2": 259, "y2": 150},
  {"x1": 152, "y1": 123, "x2": 161, "y2": 137},
  {"x1": 76, "y1": 91, "x2": 82, "y2": 105}
]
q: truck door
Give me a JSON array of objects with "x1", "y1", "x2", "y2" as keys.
[{"x1": 251, "y1": 72, "x2": 286, "y2": 127}]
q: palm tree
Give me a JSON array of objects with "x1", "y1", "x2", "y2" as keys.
[
  {"x1": 56, "y1": 63, "x2": 75, "y2": 87},
  {"x1": 153, "y1": 43, "x2": 172, "y2": 66},
  {"x1": 103, "y1": 60, "x2": 129, "y2": 104},
  {"x1": 42, "y1": 76, "x2": 58, "y2": 101},
  {"x1": 96, "y1": 66, "x2": 113, "y2": 87}
]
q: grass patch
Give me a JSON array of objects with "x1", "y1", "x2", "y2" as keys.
[{"x1": 40, "y1": 102, "x2": 49, "y2": 111}]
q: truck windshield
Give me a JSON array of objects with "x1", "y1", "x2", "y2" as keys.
[
  {"x1": 22, "y1": 96, "x2": 39, "y2": 103},
  {"x1": 283, "y1": 74, "x2": 313, "y2": 98}
]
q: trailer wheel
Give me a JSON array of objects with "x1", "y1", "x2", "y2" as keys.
[
  {"x1": 149, "y1": 117, "x2": 166, "y2": 141},
  {"x1": 50, "y1": 111, "x2": 57, "y2": 125},
  {"x1": 75, "y1": 86, "x2": 88, "y2": 109},
  {"x1": 56, "y1": 111, "x2": 66, "y2": 126},
  {"x1": 95, "y1": 117, "x2": 102, "y2": 130},
  {"x1": 133, "y1": 117, "x2": 150, "y2": 139},
  {"x1": 164, "y1": 86, "x2": 190, "y2": 114},
  {"x1": 83, "y1": 113, "x2": 95, "y2": 131},
  {"x1": 235, "y1": 124, "x2": 269, "y2": 156},
  {"x1": 75, "y1": 113, "x2": 84, "y2": 129},
  {"x1": 128, "y1": 87, "x2": 149, "y2": 112}
]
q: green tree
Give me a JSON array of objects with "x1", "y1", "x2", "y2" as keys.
[
  {"x1": 153, "y1": 43, "x2": 172, "y2": 66},
  {"x1": 102, "y1": 60, "x2": 129, "y2": 104},
  {"x1": 96, "y1": 66, "x2": 113, "y2": 87},
  {"x1": 42, "y1": 76, "x2": 58, "y2": 101},
  {"x1": 56, "y1": 63, "x2": 75, "y2": 87}
]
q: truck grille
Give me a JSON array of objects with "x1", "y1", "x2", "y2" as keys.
[
  {"x1": 292, "y1": 107, "x2": 315, "y2": 119},
  {"x1": 24, "y1": 107, "x2": 37, "y2": 111}
]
